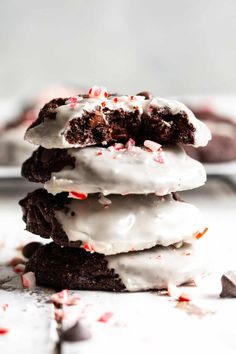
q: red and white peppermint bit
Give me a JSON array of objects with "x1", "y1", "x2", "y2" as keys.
[
  {"x1": 130, "y1": 95, "x2": 135, "y2": 101},
  {"x1": 96, "y1": 149, "x2": 103, "y2": 156},
  {"x1": 69, "y1": 192, "x2": 88, "y2": 200},
  {"x1": 113, "y1": 143, "x2": 125, "y2": 150},
  {"x1": 194, "y1": 227, "x2": 208, "y2": 240},
  {"x1": 51, "y1": 290, "x2": 69, "y2": 305},
  {"x1": 9, "y1": 257, "x2": 25, "y2": 267},
  {"x1": 14, "y1": 263, "x2": 25, "y2": 274},
  {"x1": 125, "y1": 138, "x2": 135, "y2": 151},
  {"x1": 88, "y1": 86, "x2": 108, "y2": 99},
  {"x1": 98, "y1": 194, "x2": 112, "y2": 206},
  {"x1": 183, "y1": 251, "x2": 191, "y2": 256},
  {"x1": 0, "y1": 328, "x2": 9, "y2": 335},
  {"x1": 83, "y1": 243, "x2": 95, "y2": 253},
  {"x1": 97, "y1": 312, "x2": 113, "y2": 323},
  {"x1": 153, "y1": 150, "x2": 165, "y2": 164},
  {"x1": 113, "y1": 97, "x2": 118, "y2": 103},
  {"x1": 178, "y1": 292, "x2": 192, "y2": 302},
  {"x1": 1, "y1": 304, "x2": 9, "y2": 311},
  {"x1": 101, "y1": 101, "x2": 106, "y2": 107},
  {"x1": 21, "y1": 272, "x2": 36, "y2": 290},
  {"x1": 144, "y1": 140, "x2": 162, "y2": 152}
]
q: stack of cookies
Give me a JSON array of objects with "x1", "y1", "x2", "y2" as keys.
[{"x1": 20, "y1": 87, "x2": 211, "y2": 291}]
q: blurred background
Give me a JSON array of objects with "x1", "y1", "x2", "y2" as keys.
[{"x1": 1, "y1": 0, "x2": 236, "y2": 100}]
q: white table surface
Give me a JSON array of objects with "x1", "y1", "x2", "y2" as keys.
[{"x1": 0, "y1": 177, "x2": 236, "y2": 354}]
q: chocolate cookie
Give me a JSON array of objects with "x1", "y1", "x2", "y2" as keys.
[
  {"x1": 25, "y1": 242, "x2": 125, "y2": 291},
  {"x1": 25, "y1": 242, "x2": 204, "y2": 291},
  {"x1": 184, "y1": 109, "x2": 236, "y2": 163},
  {"x1": 24, "y1": 88, "x2": 211, "y2": 149},
  {"x1": 19, "y1": 189, "x2": 204, "y2": 254}
]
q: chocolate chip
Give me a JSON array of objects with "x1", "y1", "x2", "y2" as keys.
[
  {"x1": 220, "y1": 271, "x2": 236, "y2": 298},
  {"x1": 22, "y1": 242, "x2": 43, "y2": 259},
  {"x1": 61, "y1": 321, "x2": 91, "y2": 342},
  {"x1": 136, "y1": 91, "x2": 152, "y2": 100}
]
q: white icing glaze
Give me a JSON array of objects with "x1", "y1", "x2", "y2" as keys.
[
  {"x1": 55, "y1": 194, "x2": 204, "y2": 255},
  {"x1": 106, "y1": 243, "x2": 205, "y2": 291},
  {"x1": 25, "y1": 94, "x2": 211, "y2": 148},
  {"x1": 45, "y1": 145, "x2": 206, "y2": 195}
]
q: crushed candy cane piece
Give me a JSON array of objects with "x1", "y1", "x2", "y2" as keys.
[
  {"x1": 88, "y1": 86, "x2": 108, "y2": 99},
  {"x1": 98, "y1": 194, "x2": 112, "y2": 206},
  {"x1": 194, "y1": 227, "x2": 208, "y2": 240},
  {"x1": 51, "y1": 290, "x2": 80, "y2": 306},
  {"x1": 144, "y1": 140, "x2": 162, "y2": 152},
  {"x1": 113, "y1": 97, "x2": 118, "y2": 103},
  {"x1": 178, "y1": 292, "x2": 192, "y2": 302},
  {"x1": 69, "y1": 192, "x2": 88, "y2": 200},
  {"x1": 125, "y1": 138, "x2": 135, "y2": 150},
  {"x1": 153, "y1": 150, "x2": 165, "y2": 164},
  {"x1": 14, "y1": 264, "x2": 25, "y2": 273},
  {"x1": 96, "y1": 149, "x2": 103, "y2": 156},
  {"x1": 0, "y1": 328, "x2": 9, "y2": 335},
  {"x1": 83, "y1": 243, "x2": 95, "y2": 253},
  {"x1": 2, "y1": 304, "x2": 9, "y2": 311},
  {"x1": 51, "y1": 289, "x2": 69, "y2": 305},
  {"x1": 113, "y1": 143, "x2": 125, "y2": 150},
  {"x1": 21, "y1": 272, "x2": 36, "y2": 289},
  {"x1": 97, "y1": 312, "x2": 113, "y2": 323}
]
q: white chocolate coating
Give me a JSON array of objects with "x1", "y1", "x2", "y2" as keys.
[
  {"x1": 107, "y1": 243, "x2": 205, "y2": 291},
  {"x1": 56, "y1": 194, "x2": 204, "y2": 255},
  {"x1": 45, "y1": 145, "x2": 206, "y2": 195},
  {"x1": 25, "y1": 95, "x2": 211, "y2": 148}
]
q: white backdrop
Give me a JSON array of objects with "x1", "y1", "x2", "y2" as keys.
[{"x1": 0, "y1": 0, "x2": 236, "y2": 99}]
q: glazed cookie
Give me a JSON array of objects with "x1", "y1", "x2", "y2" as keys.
[
  {"x1": 22, "y1": 143, "x2": 206, "y2": 195},
  {"x1": 25, "y1": 242, "x2": 205, "y2": 291},
  {"x1": 25, "y1": 88, "x2": 211, "y2": 149},
  {"x1": 19, "y1": 189, "x2": 205, "y2": 254}
]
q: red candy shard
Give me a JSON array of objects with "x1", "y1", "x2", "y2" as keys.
[
  {"x1": 0, "y1": 328, "x2": 9, "y2": 335},
  {"x1": 125, "y1": 138, "x2": 135, "y2": 151},
  {"x1": 101, "y1": 101, "x2": 106, "y2": 107},
  {"x1": 51, "y1": 289, "x2": 69, "y2": 305},
  {"x1": 194, "y1": 227, "x2": 208, "y2": 240},
  {"x1": 21, "y1": 272, "x2": 36, "y2": 289},
  {"x1": 113, "y1": 97, "x2": 118, "y2": 103},
  {"x1": 83, "y1": 243, "x2": 95, "y2": 253},
  {"x1": 14, "y1": 264, "x2": 25, "y2": 273},
  {"x1": 51, "y1": 289, "x2": 80, "y2": 306},
  {"x1": 69, "y1": 192, "x2": 88, "y2": 200},
  {"x1": 97, "y1": 312, "x2": 113, "y2": 323},
  {"x1": 178, "y1": 293, "x2": 191, "y2": 302},
  {"x1": 96, "y1": 149, "x2": 103, "y2": 156}
]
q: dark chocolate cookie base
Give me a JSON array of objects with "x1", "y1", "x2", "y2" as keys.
[
  {"x1": 25, "y1": 242, "x2": 125, "y2": 291},
  {"x1": 19, "y1": 189, "x2": 81, "y2": 247}
]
